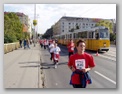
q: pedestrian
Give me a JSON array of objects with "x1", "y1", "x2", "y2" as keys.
[
  {"x1": 55, "y1": 39, "x2": 58, "y2": 43},
  {"x1": 53, "y1": 43, "x2": 61, "y2": 69},
  {"x1": 67, "y1": 39, "x2": 96, "y2": 88},
  {"x1": 30, "y1": 39, "x2": 32, "y2": 45},
  {"x1": 43, "y1": 39, "x2": 47, "y2": 49},
  {"x1": 46, "y1": 39, "x2": 49, "y2": 49},
  {"x1": 114, "y1": 39, "x2": 116, "y2": 45},
  {"x1": 67, "y1": 39, "x2": 75, "y2": 59},
  {"x1": 23, "y1": 39, "x2": 27, "y2": 49},
  {"x1": 49, "y1": 40, "x2": 55, "y2": 61},
  {"x1": 26, "y1": 39, "x2": 30, "y2": 49},
  {"x1": 19, "y1": 39, "x2": 22, "y2": 48},
  {"x1": 39, "y1": 39, "x2": 43, "y2": 48}
]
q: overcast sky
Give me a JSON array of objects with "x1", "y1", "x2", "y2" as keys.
[{"x1": 4, "y1": 4, "x2": 116, "y2": 34}]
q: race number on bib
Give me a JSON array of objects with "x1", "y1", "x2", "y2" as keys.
[
  {"x1": 75, "y1": 59, "x2": 85, "y2": 70},
  {"x1": 71, "y1": 47, "x2": 74, "y2": 50}
]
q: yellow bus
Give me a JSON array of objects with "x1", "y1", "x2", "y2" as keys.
[{"x1": 53, "y1": 26, "x2": 110, "y2": 52}]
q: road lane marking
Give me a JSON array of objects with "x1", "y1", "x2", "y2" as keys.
[
  {"x1": 94, "y1": 71, "x2": 116, "y2": 85},
  {"x1": 94, "y1": 54, "x2": 116, "y2": 62}
]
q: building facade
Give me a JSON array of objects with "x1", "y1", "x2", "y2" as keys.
[{"x1": 53, "y1": 16, "x2": 114, "y2": 37}]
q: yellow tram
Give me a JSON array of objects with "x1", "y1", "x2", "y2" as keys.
[{"x1": 53, "y1": 26, "x2": 110, "y2": 52}]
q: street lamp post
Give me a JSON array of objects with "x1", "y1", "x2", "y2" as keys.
[
  {"x1": 33, "y1": 4, "x2": 37, "y2": 47},
  {"x1": 36, "y1": 14, "x2": 39, "y2": 39}
]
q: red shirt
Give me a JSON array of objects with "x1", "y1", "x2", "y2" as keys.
[
  {"x1": 49, "y1": 40, "x2": 52, "y2": 44},
  {"x1": 67, "y1": 42, "x2": 75, "y2": 52},
  {"x1": 67, "y1": 52, "x2": 95, "y2": 84},
  {"x1": 39, "y1": 40, "x2": 42, "y2": 44},
  {"x1": 44, "y1": 40, "x2": 47, "y2": 45}
]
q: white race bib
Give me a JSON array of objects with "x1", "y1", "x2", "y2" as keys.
[
  {"x1": 75, "y1": 59, "x2": 85, "y2": 70},
  {"x1": 71, "y1": 47, "x2": 74, "y2": 50}
]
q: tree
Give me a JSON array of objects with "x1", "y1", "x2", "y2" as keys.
[
  {"x1": 23, "y1": 32, "x2": 30, "y2": 39},
  {"x1": 76, "y1": 25, "x2": 79, "y2": 29},
  {"x1": 75, "y1": 23, "x2": 80, "y2": 29},
  {"x1": 95, "y1": 20, "x2": 114, "y2": 33},
  {"x1": 4, "y1": 12, "x2": 23, "y2": 43},
  {"x1": 110, "y1": 33, "x2": 116, "y2": 41},
  {"x1": 70, "y1": 28, "x2": 74, "y2": 32}
]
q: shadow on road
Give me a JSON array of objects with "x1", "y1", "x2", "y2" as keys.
[
  {"x1": 19, "y1": 61, "x2": 40, "y2": 64},
  {"x1": 41, "y1": 62, "x2": 54, "y2": 69},
  {"x1": 41, "y1": 62, "x2": 68, "y2": 69},
  {"x1": 19, "y1": 61, "x2": 40, "y2": 68},
  {"x1": 58, "y1": 62, "x2": 67, "y2": 65}
]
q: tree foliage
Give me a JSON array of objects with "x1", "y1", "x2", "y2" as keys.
[
  {"x1": 4, "y1": 12, "x2": 23, "y2": 43},
  {"x1": 110, "y1": 33, "x2": 116, "y2": 41},
  {"x1": 95, "y1": 20, "x2": 113, "y2": 33}
]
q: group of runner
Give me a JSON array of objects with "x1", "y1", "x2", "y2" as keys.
[
  {"x1": 39, "y1": 38, "x2": 96, "y2": 88},
  {"x1": 39, "y1": 39, "x2": 61, "y2": 68}
]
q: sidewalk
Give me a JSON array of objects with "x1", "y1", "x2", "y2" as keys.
[{"x1": 4, "y1": 43, "x2": 43, "y2": 88}]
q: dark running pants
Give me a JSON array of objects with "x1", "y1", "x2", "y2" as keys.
[
  {"x1": 69, "y1": 52, "x2": 74, "y2": 58},
  {"x1": 72, "y1": 84, "x2": 86, "y2": 88},
  {"x1": 50, "y1": 53, "x2": 54, "y2": 60}
]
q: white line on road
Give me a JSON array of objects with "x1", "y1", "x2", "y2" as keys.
[
  {"x1": 94, "y1": 54, "x2": 116, "y2": 62},
  {"x1": 94, "y1": 71, "x2": 116, "y2": 85}
]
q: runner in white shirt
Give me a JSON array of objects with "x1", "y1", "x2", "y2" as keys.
[
  {"x1": 45, "y1": 39, "x2": 49, "y2": 48},
  {"x1": 49, "y1": 40, "x2": 55, "y2": 61},
  {"x1": 52, "y1": 43, "x2": 61, "y2": 68}
]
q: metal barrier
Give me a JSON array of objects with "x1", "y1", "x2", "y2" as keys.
[{"x1": 4, "y1": 42, "x2": 20, "y2": 54}]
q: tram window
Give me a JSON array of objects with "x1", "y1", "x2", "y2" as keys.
[
  {"x1": 70, "y1": 34, "x2": 72, "y2": 38},
  {"x1": 92, "y1": 32, "x2": 94, "y2": 38},
  {"x1": 62, "y1": 35, "x2": 64, "y2": 39},
  {"x1": 96, "y1": 33, "x2": 99, "y2": 39},
  {"x1": 89, "y1": 32, "x2": 92, "y2": 38},
  {"x1": 83, "y1": 32, "x2": 87, "y2": 38},
  {"x1": 100, "y1": 32, "x2": 104, "y2": 38},
  {"x1": 62, "y1": 36, "x2": 63, "y2": 39},
  {"x1": 98, "y1": 29, "x2": 109, "y2": 38},
  {"x1": 75, "y1": 33, "x2": 78, "y2": 38},
  {"x1": 100, "y1": 31, "x2": 108, "y2": 38},
  {"x1": 73, "y1": 33, "x2": 75, "y2": 39},
  {"x1": 68, "y1": 35, "x2": 70, "y2": 39},
  {"x1": 79, "y1": 32, "x2": 81, "y2": 38}
]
